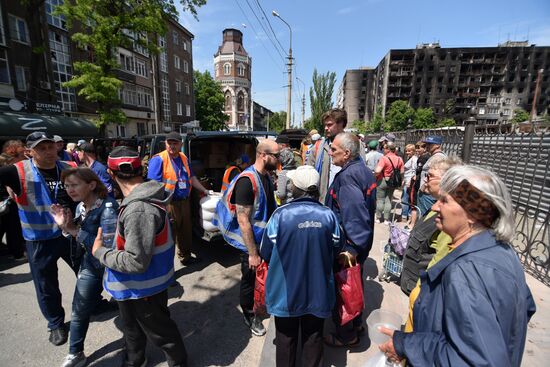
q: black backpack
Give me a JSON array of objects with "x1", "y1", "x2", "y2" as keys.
[{"x1": 386, "y1": 157, "x2": 402, "y2": 188}]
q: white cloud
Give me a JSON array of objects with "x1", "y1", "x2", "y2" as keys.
[{"x1": 337, "y1": 7, "x2": 355, "y2": 15}]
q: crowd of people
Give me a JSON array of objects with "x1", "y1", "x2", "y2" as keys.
[{"x1": 0, "y1": 108, "x2": 537, "y2": 367}]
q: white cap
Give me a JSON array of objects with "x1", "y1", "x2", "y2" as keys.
[
  {"x1": 286, "y1": 166, "x2": 320, "y2": 191},
  {"x1": 311, "y1": 133, "x2": 321, "y2": 142}
]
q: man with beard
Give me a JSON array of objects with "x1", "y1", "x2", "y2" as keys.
[{"x1": 214, "y1": 139, "x2": 279, "y2": 337}]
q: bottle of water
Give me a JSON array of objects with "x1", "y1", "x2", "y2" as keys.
[{"x1": 100, "y1": 202, "x2": 117, "y2": 248}]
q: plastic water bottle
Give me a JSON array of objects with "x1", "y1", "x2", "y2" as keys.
[{"x1": 100, "y1": 202, "x2": 117, "y2": 248}]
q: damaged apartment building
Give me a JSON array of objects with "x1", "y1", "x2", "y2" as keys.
[{"x1": 338, "y1": 41, "x2": 549, "y2": 125}]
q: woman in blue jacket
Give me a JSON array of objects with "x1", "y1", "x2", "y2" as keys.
[
  {"x1": 51, "y1": 167, "x2": 118, "y2": 367},
  {"x1": 378, "y1": 165, "x2": 536, "y2": 367}
]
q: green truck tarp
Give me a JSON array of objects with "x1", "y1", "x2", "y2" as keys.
[{"x1": 0, "y1": 112, "x2": 99, "y2": 139}]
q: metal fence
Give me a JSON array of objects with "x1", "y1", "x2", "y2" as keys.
[{"x1": 368, "y1": 124, "x2": 550, "y2": 285}]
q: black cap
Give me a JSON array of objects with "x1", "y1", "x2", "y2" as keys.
[
  {"x1": 76, "y1": 142, "x2": 96, "y2": 154},
  {"x1": 165, "y1": 132, "x2": 182, "y2": 142},
  {"x1": 26, "y1": 132, "x2": 55, "y2": 149},
  {"x1": 276, "y1": 135, "x2": 289, "y2": 144},
  {"x1": 107, "y1": 146, "x2": 141, "y2": 172}
]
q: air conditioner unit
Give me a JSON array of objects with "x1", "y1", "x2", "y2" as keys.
[{"x1": 39, "y1": 81, "x2": 51, "y2": 90}]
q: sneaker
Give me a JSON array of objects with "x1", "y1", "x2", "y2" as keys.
[
  {"x1": 61, "y1": 352, "x2": 87, "y2": 367},
  {"x1": 49, "y1": 326, "x2": 68, "y2": 346},
  {"x1": 250, "y1": 315, "x2": 266, "y2": 336}
]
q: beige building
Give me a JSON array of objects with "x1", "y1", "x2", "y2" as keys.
[{"x1": 214, "y1": 28, "x2": 252, "y2": 130}]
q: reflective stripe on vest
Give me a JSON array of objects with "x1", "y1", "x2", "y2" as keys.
[
  {"x1": 103, "y1": 203, "x2": 175, "y2": 300},
  {"x1": 14, "y1": 159, "x2": 74, "y2": 241},
  {"x1": 221, "y1": 166, "x2": 241, "y2": 193},
  {"x1": 212, "y1": 167, "x2": 270, "y2": 253},
  {"x1": 156, "y1": 150, "x2": 192, "y2": 195}
]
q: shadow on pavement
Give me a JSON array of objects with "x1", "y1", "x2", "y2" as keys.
[
  {"x1": 174, "y1": 238, "x2": 240, "y2": 280},
  {"x1": 0, "y1": 271, "x2": 32, "y2": 287}
]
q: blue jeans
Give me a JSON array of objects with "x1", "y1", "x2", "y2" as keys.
[
  {"x1": 401, "y1": 186, "x2": 411, "y2": 218},
  {"x1": 69, "y1": 253, "x2": 104, "y2": 353},
  {"x1": 418, "y1": 192, "x2": 436, "y2": 216},
  {"x1": 26, "y1": 236, "x2": 79, "y2": 330}
]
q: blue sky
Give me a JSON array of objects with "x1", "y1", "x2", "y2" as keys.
[{"x1": 178, "y1": 0, "x2": 550, "y2": 126}]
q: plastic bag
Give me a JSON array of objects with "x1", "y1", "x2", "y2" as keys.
[
  {"x1": 335, "y1": 257, "x2": 364, "y2": 325},
  {"x1": 253, "y1": 261, "x2": 269, "y2": 316}
]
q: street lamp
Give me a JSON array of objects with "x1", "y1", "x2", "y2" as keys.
[
  {"x1": 296, "y1": 77, "x2": 305, "y2": 128},
  {"x1": 272, "y1": 10, "x2": 293, "y2": 129}
]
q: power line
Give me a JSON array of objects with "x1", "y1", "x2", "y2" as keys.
[
  {"x1": 243, "y1": 0, "x2": 286, "y2": 61},
  {"x1": 252, "y1": 0, "x2": 286, "y2": 56},
  {"x1": 233, "y1": 0, "x2": 284, "y2": 73}
]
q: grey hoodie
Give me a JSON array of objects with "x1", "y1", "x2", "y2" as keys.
[{"x1": 94, "y1": 180, "x2": 171, "y2": 274}]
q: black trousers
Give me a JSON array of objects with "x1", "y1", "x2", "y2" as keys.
[
  {"x1": 275, "y1": 315, "x2": 324, "y2": 367},
  {"x1": 117, "y1": 290, "x2": 187, "y2": 367},
  {"x1": 240, "y1": 252, "x2": 256, "y2": 314}
]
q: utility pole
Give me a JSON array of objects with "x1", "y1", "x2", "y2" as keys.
[
  {"x1": 296, "y1": 77, "x2": 306, "y2": 128},
  {"x1": 272, "y1": 10, "x2": 292, "y2": 130},
  {"x1": 529, "y1": 69, "x2": 544, "y2": 124}
]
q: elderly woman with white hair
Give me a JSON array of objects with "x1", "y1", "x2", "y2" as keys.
[{"x1": 378, "y1": 164, "x2": 536, "y2": 367}]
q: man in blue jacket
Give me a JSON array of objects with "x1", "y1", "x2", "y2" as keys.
[
  {"x1": 324, "y1": 132, "x2": 377, "y2": 347},
  {"x1": 260, "y1": 165, "x2": 344, "y2": 367}
]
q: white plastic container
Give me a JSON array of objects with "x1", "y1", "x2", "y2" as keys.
[
  {"x1": 366, "y1": 309, "x2": 402, "y2": 345},
  {"x1": 200, "y1": 209, "x2": 215, "y2": 221},
  {"x1": 202, "y1": 220, "x2": 219, "y2": 232}
]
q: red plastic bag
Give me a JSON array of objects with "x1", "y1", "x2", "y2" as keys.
[
  {"x1": 335, "y1": 258, "x2": 364, "y2": 325},
  {"x1": 253, "y1": 261, "x2": 269, "y2": 315}
]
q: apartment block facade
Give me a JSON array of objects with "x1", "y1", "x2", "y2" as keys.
[
  {"x1": 340, "y1": 42, "x2": 549, "y2": 125},
  {"x1": 336, "y1": 68, "x2": 376, "y2": 122},
  {"x1": 0, "y1": 0, "x2": 194, "y2": 138}
]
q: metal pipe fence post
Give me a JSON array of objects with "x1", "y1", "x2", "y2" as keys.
[{"x1": 462, "y1": 116, "x2": 476, "y2": 163}]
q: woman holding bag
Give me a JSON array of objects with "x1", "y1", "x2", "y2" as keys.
[{"x1": 50, "y1": 167, "x2": 118, "y2": 367}]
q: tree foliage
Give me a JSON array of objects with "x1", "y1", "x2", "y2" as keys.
[
  {"x1": 351, "y1": 120, "x2": 366, "y2": 135},
  {"x1": 308, "y1": 68, "x2": 336, "y2": 133},
  {"x1": 268, "y1": 111, "x2": 287, "y2": 133},
  {"x1": 193, "y1": 70, "x2": 227, "y2": 131},
  {"x1": 366, "y1": 105, "x2": 384, "y2": 133},
  {"x1": 512, "y1": 108, "x2": 530, "y2": 123},
  {"x1": 413, "y1": 107, "x2": 435, "y2": 129},
  {"x1": 437, "y1": 117, "x2": 456, "y2": 127},
  {"x1": 384, "y1": 100, "x2": 414, "y2": 131},
  {"x1": 55, "y1": 0, "x2": 206, "y2": 128}
]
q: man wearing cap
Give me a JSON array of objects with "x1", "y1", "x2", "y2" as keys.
[
  {"x1": 365, "y1": 139, "x2": 383, "y2": 172},
  {"x1": 276, "y1": 135, "x2": 296, "y2": 168},
  {"x1": 54, "y1": 135, "x2": 72, "y2": 161},
  {"x1": 418, "y1": 136, "x2": 447, "y2": 215},
  {"x1": 0, "y1": 132, "x2": 78, "y2": 346},
  {"x1": 324, "y1": 132, "x2": 376, "y2": 347},
  {"x1": 260, "y1": 165, "x2": 344, "y2": 366},
  {"x1": 214, "y1": 139, "x2": 279, "y2": 337},
  {"x1": 77, "y1": 142, "x2": 114, "y2": 197},
  {"x1": 221, "y1": 154, "x2": 251, "y2": 193},
  {"x1": 92, "y1": 146, "x2": 187, "y2": 367},
  {"x1": 147, "y1": 131, "x2": 209, "y2": 265}
]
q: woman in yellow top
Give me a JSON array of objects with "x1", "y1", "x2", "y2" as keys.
[{"x1": 404, "y1": 158, "x2": 461, "y2": 332}]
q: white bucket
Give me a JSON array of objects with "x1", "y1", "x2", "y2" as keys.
[{"x1": 366, "y1": 309, "x2": 402, "y2": 345}]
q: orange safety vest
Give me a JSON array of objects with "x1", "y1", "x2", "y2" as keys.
[
  {"x1": 158, "y1": 150, "x2": 192, "y2": 194},
  {"x1": 221, "y1": 166, "x2": 241, "y2": 192}
]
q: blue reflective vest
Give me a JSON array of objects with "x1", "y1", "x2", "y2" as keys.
[
  {"x1": 14, "y1": 159, "x2": 75, "y2": 241},
  {"x1": 213, "y1": 166, "x2": 270, "y2": 253},
  {"x1": 103, "y1": 203, "x2": 175, "y2": 300}
]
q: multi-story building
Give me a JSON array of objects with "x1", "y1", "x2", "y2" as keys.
[
  {"x1": 252, "y1": 101, "x2": 273, "y2": 131},
  {"x1": 0, "y1": 0, "x2": 195, "y2": 138},
  {"x1": 214, "y1": 28, "x2": 252, "y2": 130},
  {"x1": 341, "y1": 42, "x2": 549, "y2": 125},
  {"x1": 337, "y1": 68, "x2": 375, "y2": 122}
]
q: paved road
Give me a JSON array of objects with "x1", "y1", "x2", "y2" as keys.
[{"x1": 1, "y1": 222, "x2": 548, "y2": 366}]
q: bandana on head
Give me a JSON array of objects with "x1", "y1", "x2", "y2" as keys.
[{"x1": 449, "y1": 179, "x2": 499, "y2": 228}]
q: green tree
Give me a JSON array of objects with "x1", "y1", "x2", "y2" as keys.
[
  {"x1": 351, "y1": 120, "x2": 366, "y2": 135},
  {"x1": 365, "y1": 105, "x2": 384, "y2": 133},
  {"x1": 268, "y1": 111, "x2": 287, "y2": 133},
  {"x1": 385, "y1": 100, "x2": 414, "y2": 131},
  {"x1": 56, "y1": 0, "x2": 206, "y2": 129},
  {"x1": 308, "y1": 68, "x2": 337, "y2": 132},
  {"x1": 193, "y1": 70, "x2": 227, "y2": 131},
  {"x1": 512, "y1": 108, "x2": 530, "y2": 123},
  {"x1": 413, "y1": 107, "x2": 435, "y2": 129},
  {"x1": 438, "y1": 117, "x2": 456, "y2": 127}
]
